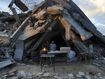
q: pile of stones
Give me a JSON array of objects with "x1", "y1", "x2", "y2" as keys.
[
  {"x1": 93, "y1": 57, "x2": 105, "y2": 71},
  {"x1": 0, "y1": 69, "x2": 105, "y2": 79}
]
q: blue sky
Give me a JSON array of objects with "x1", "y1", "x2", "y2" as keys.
[
  {"x1": 0, "y1": 0, "x2": 105, "y2": 35},
  {"x1": 73, "y1": 0, "x2": 105, "y2": 35},
  {"x1": 0, "y1": 0, "x2": 11, "y2": 12},
  {"x1": 0, "y1": 0, "x2": 43, "y2": 13}
]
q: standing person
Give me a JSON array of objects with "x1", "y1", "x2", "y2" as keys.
[{"x1": 49, "y1": 41, "x2": 57, "y2": 51}]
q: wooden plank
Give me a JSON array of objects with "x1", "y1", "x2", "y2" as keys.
[
  {"x1": 10, "y1": 16, "x2": 30, "y2": 42},
  {"x1": 59, "y1": 15, "x2": 93, "y2": 41},
  {"x1": 69, "y1": 30, "x2": 89, "y2": 53},
  {"x1": 66, "y1": 11, "x2": 93, "y2": 40},
  {"x1": 27, "y1": 29, "x2": 61, "y2": 53},
  {"x1": 61, "y1": 33, "x2": 71, "y2": 47},
  {"x1": 19, "y1": 20, "x2": 50, "y2": 40},
  {"x1": 59, "y1": 10, "x2": 93, "y2": 41},
  {"x1": 30, "y1": 20, "x2": 57, "y2": 51},
  {"x1": 59, "y1": 13, "x2": 89, "y2": 53},
  {"x1": 58, "y1": 16, "x2": 71, "y2": 40},
  {"x1": 24, "y1": 35, "x2": 42, "y2": 50},
  {"x1": 32, "y1": 0, "x2": 47, "y2": 14},
  {"x1": 33, "y1": 9, "x2": 46, "y2": 20},
  {"x1": 74, "y1": 41, "x2": 89, "y2": 53},
  {"x1": 47, "y1": 6, "x2": 63, "y2": 15}
]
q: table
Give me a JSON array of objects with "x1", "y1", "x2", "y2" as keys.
[
  {"x1": 40, "y1": 54, "x2": 55, "y2": 72},
  {"x1": 48, "y1": 51, "x2": 68, "y2": 62},
  {"x1": 48, "y1": 51, "x2": 68, "y2": 54}
]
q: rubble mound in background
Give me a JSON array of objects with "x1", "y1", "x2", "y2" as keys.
[{"x1": 0, "y1": 70, "x2": 105, "y2": 79}]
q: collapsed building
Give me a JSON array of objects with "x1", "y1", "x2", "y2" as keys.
[
  {"x1": 10, "y1": 0, "x2": 105, "y2": 61},
  {"x1": 0, "y1": 0, "x2": 28, "y2": 68},
  {"x1": 0, "y1": 0, "x2": 105, "y2": 65}
]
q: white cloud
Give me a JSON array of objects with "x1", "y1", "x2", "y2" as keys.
[
  {"x1": 73, "y1": 0, "x2": 105, "y2": 35},
  {"x1": 90, "y1": 0, "x2": 105, "y2": 7}
]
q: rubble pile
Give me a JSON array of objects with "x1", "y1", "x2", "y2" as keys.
[
  {"x1": 0, "y1": 70, "x2": 105, "y2": 79},
  {"x1": 0, "y1": 11, "x2": 28, "y2": 69},
  {"x1": 0, "y1": 3, "x2": 28, "y2": 67},
  {"x1": 0, "y1": 11, "x2": 10, "y2": 17},
  {"x1": 93, "y1": 57, "x2": 105, "y2": 71},
  {"x1": 0, "y1": 12, "x2": 28, "y2": 36},
  {"x1": 0, "y1": 11, "x2": 14, "y2": 35},
  {"x1": 10, "y1": 0, "x2": 105, "y2": 61},
  {"x1": 0, "y1": 12, "x2": 15, "y2": 69},
  {"x1": 0, "y1": 0, "x2": 105, "y2": 74}
]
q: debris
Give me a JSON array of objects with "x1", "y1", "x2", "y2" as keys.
[
  {"x1": 43, "y1": 72, "x2": 50, "y2": 77},
  {"x1": 36, "y1": 72, "x2": 43, "y2": 77},
  {"x1": 0, "y1": 70, "x2": 105, "y2": 79},
  {"x1": 78, "y1": 72, "x2": 85, "y2": 76},
  {"x1": 47, "y1": 5, "x2": 63, "y2": 15},
  {"x1": 68, "y1": 73, "x2": 75, "y2": 79},
  {"x1": 7, "y1": 0, "x2": 105, "y2": 61},
  {"x1": 33, "y1": 10, "x2": 46, "y2": 20},
  {"x1": 93, "y1": 57, "x2": 105, "y2": 71},
  {"x1": 0, "y1": 0, "x2": 105, "y2": 76},
  {"x1": 0, "y1": 59, "x2": 15, "y2": 69},
  {"x1": 85, "y1": 75, "x2": 91, "y2": 79},
  {"x1": 17, "y1": 70, "x2": 27, "y2": 78}
]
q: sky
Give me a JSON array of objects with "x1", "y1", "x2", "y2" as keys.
[
  {"x1": 73, "y1": 0, "x2": 105, "y2": 35},
  {"x1": 0, "y1": 0, "x2": 105, "y2": 35},
  {"x1": 0, "y1": 0, "x2": 43, "y2": 13}
]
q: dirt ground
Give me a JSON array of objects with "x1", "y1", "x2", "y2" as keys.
[{"x1": 0, "y1": 61, "x2": 104, "y2": 76}]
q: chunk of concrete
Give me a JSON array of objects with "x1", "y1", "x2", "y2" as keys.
[{"x1": 0, "y1": 59, "x2": 14, "y2": 69}]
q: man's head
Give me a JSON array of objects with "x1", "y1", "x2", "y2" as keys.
[{"x1": 51, "y1": 41, "x2": 54, "y2": 43}]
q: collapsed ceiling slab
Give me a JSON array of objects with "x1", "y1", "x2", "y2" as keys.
[
  {"x1": 9, "y1": 0, "x2": 28, "y2": 12},
  {"x1": 10, "y1": 0, "x2": 105, "y2": 53}
]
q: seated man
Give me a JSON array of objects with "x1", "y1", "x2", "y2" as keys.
[{"x1": 49, "y1": 41, "x2": 57, "y2": 51}]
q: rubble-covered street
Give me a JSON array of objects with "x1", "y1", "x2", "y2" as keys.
[{"x1": 0, "y1": 62, "x2": 105, "y2": 79}]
